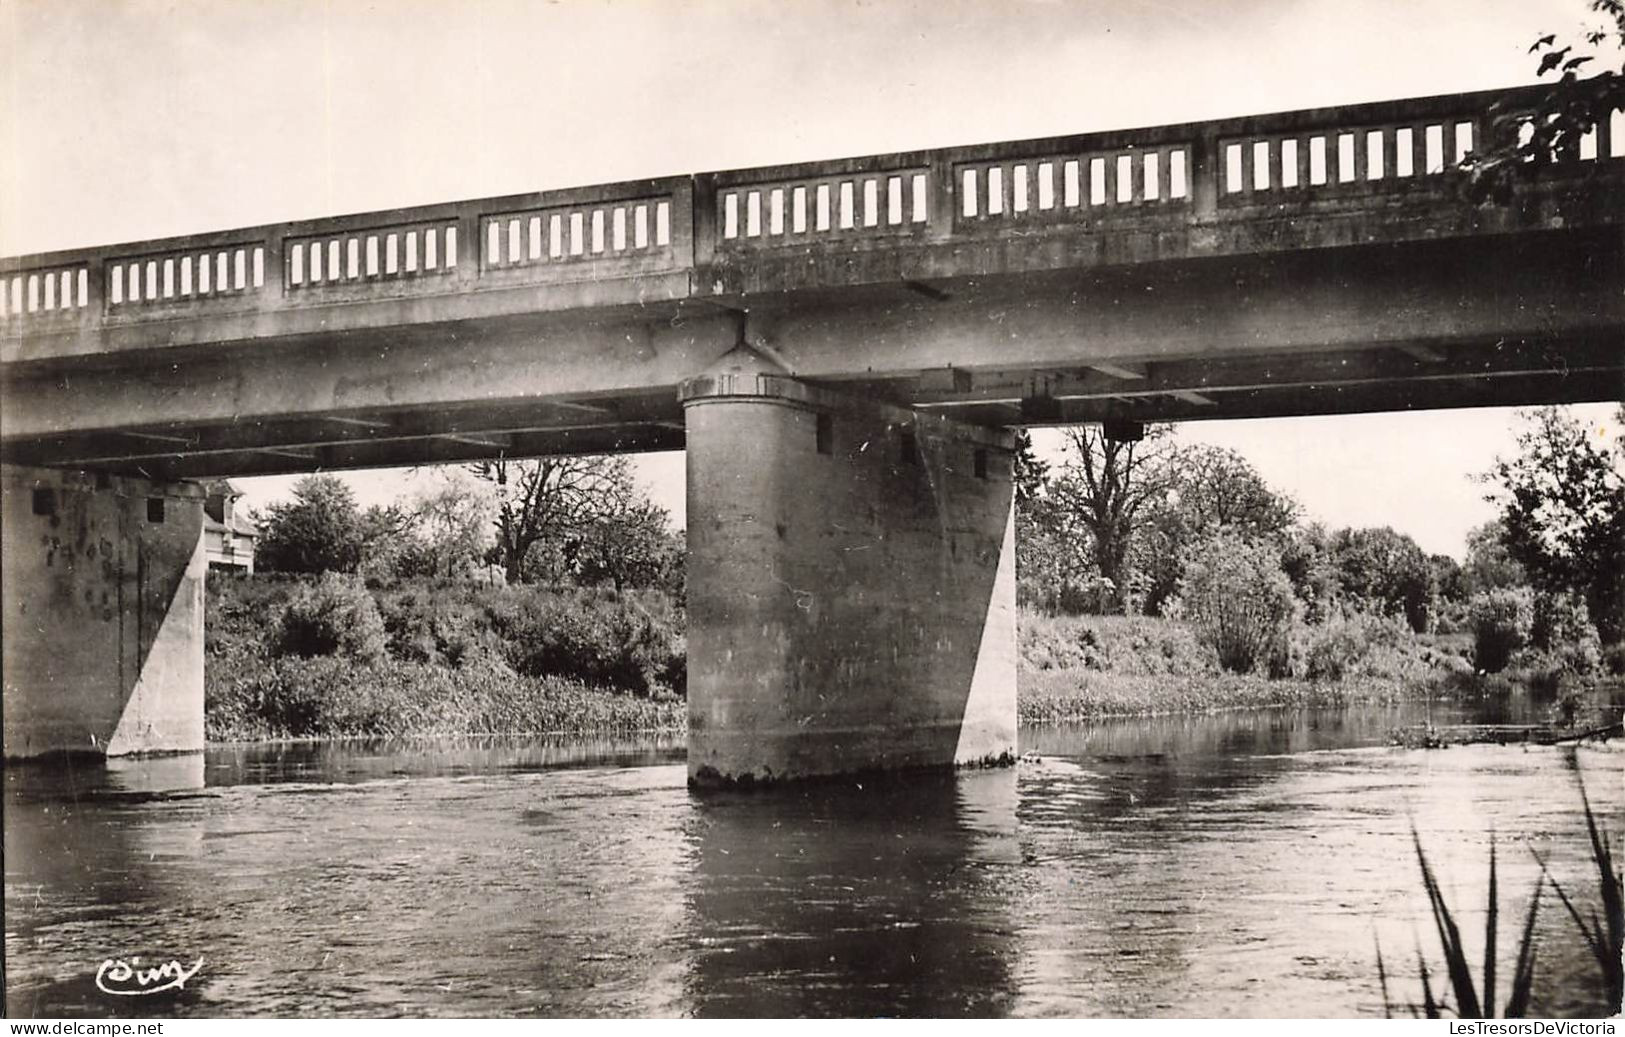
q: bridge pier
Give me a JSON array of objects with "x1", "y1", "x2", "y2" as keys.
[
  {"x1": 680, "y1": 347, "x2": 1017, "y2": 788},
  {"x1": 1, "y1": 465, "x2": 206, "y2": 758}
]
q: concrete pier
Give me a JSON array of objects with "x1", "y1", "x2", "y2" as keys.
[
  {"x1": 1, "y1": 465, "x2": 206, "y2": 757},
  {"x1": 681, "y1": 347, "x2": 1017, "y2": 787}
]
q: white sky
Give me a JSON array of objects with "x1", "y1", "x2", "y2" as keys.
[{"x1": 2, "y1": 0, "x2": 1617, "y2": 558}]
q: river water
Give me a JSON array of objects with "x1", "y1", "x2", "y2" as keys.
[{"x1": 5, "y1": 701, "x2": 1622, "y2": 1018}]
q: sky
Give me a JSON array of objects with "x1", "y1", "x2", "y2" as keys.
[{"x1": 2, "y1": 0, "x2": 1618, "y2": 558}]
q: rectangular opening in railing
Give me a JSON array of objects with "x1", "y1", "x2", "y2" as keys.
[
  {"x1": 481, "y1": 198, "x2": 671, "y2": 270},
  {"x1": 718, "y1": 168, "x2": 929, "y2": 246},
  {"x1": 106, "y1": 245, "x2": 267, "y2": 312},
  {"x1": 1, "y1": 266, "x2": 90, "y2": 324},
  {"x1": 953, "y1": 145, "x2": 1190, "y2": 227},
  {"x1": 288, "y1": 223, "x2": 459, "y2": 289},
  {"x1": 1504, "y1": 105, "x2": 1624, "y2": 163},
  {"x1": 1218, "y1": 118, "x2": 1483, "y2": 199}
]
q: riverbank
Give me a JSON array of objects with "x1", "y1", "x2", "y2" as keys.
[
  {"x1": 207, "y1": 654, "x2": 685, "y2": 741},
  {"x1": 205, "y1": 576, "x2": 1606, "y2": 740},
  {"x1": 1019, "y1": 669, "x2": 1424, "y2": 723},
  {"x1": 1018, "y1": 610, "x2": 1625, "y2": 729},
  {"x1": 205, "y1": 574, "x2": 685, "y2": 741},
  {"x1": 1018, "y1": 609, "x2": 1461, "y2": 724}
]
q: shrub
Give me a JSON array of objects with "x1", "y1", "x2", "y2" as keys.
[
  {"x1": 203, "y1": 576, "x2": 692, "y2": 739},
  {"x1": 1604, "y1": 642, "x2": 1625, "y2": 677},
  {"x1": 1296, "y1": 610, "x2": 1428, "y2": 682},
  {"x1": 1018, "y1": 572, "x2": 1118, "y2": 616},
  {"x1": 1017, "y1": 610, "x2": 1217, "y2": 677},
  {"x1": 204, "y1": 654, "x2": 684, "y2": 741},
  {"x1": 205, "y1": 572, "x2": 301, "y2": 661},
  {"x1": 482, "y1": 585, "x2": 684, "y2": 697},
  {"x1": 1529, "y1": 589, "x2": 1603, "y2": 666},
  {"x1": 1532, "y1": 639, "x2": 1601, "y2": 680},
  {"x1": 212, "y1": 576, "x2": 688, "y2": 697},
  {"x1": 1467, "y1": 588, "x2": 1534, "y2": 673},
  {"x1": 1509, "y1": 634, "x2": 1602, "y2": 709},
  {"x1": 273, "y1": 572, "x2": 389, "y2": 663},
  {"x1": 1178, "y1": 530, "x2": 1296, "y2": 675},
  {"x1": 1430, "y1": 598, "x2": 1471, "y2": 636},
  {"x1": 1300, "y1": 613, "x2": 1366, "y2": 681},
  {"x1": 374, "y1": 585, "x2": 506, "y2": 669},
  {"x1": 1293, "y1": 614, "x2": 1436, "y2": 685}
]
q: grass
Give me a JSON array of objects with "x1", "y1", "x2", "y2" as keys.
[
  {"x1": 1015, "y1": 610, "x2": 1624, "y2": 727},
  {"x1": 205, "y1": 654, "x2": 685, "y2": 742},
  {"x1": 1399, "y1": 833, "x2": 1544, "y2": 1018},
  {"x1": 1019, "y1": 668, "x2": 1416, "y2": 724},
  {"x1": 1535, "y1": 777, "x2": 1624, "y2": 1011},
  {"x1": 1017, "y1": 610, "x2": 1432, "y2": 724},
  {"x1": 208, "y1": 579, "x2": 1609, "y2": 740},
  {"x1": 1019, "y1": 612, "x2": 1216, "y2": 679},
  {"x1": 1381, "y1": 769, "x2": 1624, "y2": 1018},
  {"x1": 205, "y1": 575, "x2": 687, "y2": 741}
]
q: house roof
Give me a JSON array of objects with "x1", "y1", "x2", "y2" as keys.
[
  {"x1": 203, "y1": 512, "x2": 257, "y2": 537},
  {"x1": 201, "y1": 478, "x2": 246, "y2": 499}
]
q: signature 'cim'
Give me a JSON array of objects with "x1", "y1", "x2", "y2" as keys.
[{"x1": 95, "y1": 956, "x2": 205, "y2": 997}]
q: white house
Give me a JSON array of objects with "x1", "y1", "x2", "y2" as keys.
[{"x1": 203, "y1": 480, "x2": 257, "y2": 573}]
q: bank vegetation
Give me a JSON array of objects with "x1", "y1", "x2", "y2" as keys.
[{"x1": 209, "y1": 405, "x2": 1623, "y2": 741}]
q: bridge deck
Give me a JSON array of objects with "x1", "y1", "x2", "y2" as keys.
[{"x1": 2, "y1": 85, "x2": 1622, "y2": 478}]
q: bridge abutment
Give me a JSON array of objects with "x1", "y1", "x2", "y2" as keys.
[
  {"x1": 2, "y1": 465, "x2": 206, "y2": 758},
  {"x1": 680, "y1": 347, "x2": 1017, "y2": 788}
]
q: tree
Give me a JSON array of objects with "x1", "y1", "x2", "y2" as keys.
[
  {"x1": 356, "y1": 501, "x2": 420, "y2": 580},
  {"x1": 1463, "y1": 1, "x2": 1624, "y2": 204},
  {"x1": 1328, "y1": 526, "x2": 1435, "y2": 632},
  {"x1": 255, "y1": 475, "x2": 366, "y2": 574},
  {"x1": 1013, "y1": 431, "x2": 1110, "y2": 613},
  {"x1": 468, "y1": 454, "x2": 640, "y2": 585},
  {"x1": 409, "y1": 470, "x2": 493, "y2": 580},
  {"x1": 1462, "y1": 519, "x2": 1527, "y2": 597},
  {"x1": 1011, "y1": 429, "x2": 1049, "y2": 507},
  {"x1": 1139, "y1": 445, "x2": 1298, "y2": 615},
  {"x1": 1429, "y1": 553, "x2": 1467, "y2": 605},
  {"x1": 1179, "y1": 529, "x2": 1296, "y2": 675},
  {"x1": 1282, "y1": 522, "x2": 1341, "y2": 624},
  {"x1": 1483, "y1": 406, "x2": 1625, "y2": 643},
  {"x1": 1168, "y1": 446, "x2": 1299, "y2": 534},
  {"x1": 1049, "y1": 424, "x2": 1182, "y2": 614},
  {"x1": 568, "y1": 489, "x2": 679, "y2": 591}
]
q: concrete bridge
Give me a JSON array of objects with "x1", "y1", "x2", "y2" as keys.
[{"x1": 2, "y1": 85, "x2": 1621, "y2": 782}]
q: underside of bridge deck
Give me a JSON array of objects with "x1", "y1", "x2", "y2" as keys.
[{"x1": 2, "y1": 229, "x2": 1619, "y2": 481}]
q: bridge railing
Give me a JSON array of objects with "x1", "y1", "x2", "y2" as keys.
[
  {"x1": 695, "y1": 85, "x2": 1620, "y2": 255},
  {"x1": 1, "y1": 84, "x2": 1619, "y2": 338},
  {"x1": 0, "y1": 177, "x2": 693, "y2": 339},
  {"x1": 1206, "y1": 88, "x2": 1621, "y2": 205}
]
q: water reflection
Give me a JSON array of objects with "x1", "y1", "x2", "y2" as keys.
[
  {"x1": 106, "y1": 754, "x2": 207, "y2": 795},
  {"x1": 682, "y1": 770, "x2": 1020, "y2": 1016},
  {"x1": 4, "y1": 704, "x2": 1622, "y2": 1018},
  {"x1": 204, "y1": 734, "x2": 686, "y2": 787},
  {"x1": 1016, "y1": 711, "x2": 1623, "y2": 1017},
  {"x1": 1021, "y1": 698, "x2": 1532, "y2": 762},
  {"x1": 4, "y1": 754, "x2": 213, "y2": 1017}
]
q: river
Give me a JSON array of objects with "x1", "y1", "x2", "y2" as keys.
[{"x1": 4, "y1": 700, "x2": 1621, "y2": 1018}]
